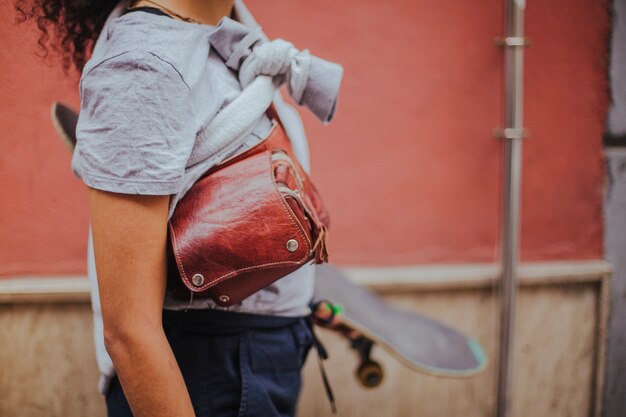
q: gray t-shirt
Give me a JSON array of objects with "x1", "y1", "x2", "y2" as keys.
[{"x1": 73, "y1": 8, "x2": 314, "y2": 316}]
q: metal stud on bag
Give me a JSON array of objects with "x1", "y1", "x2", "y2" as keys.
[
  {"x1": 219, "y1": 295, "x2": 230, "y2": 304},
  {"x1": 286, "y1": 239, "x2": 299, "y2": 252},
  {"x1": 191, "y1": 273, "x2": 205, "y2": 287}
]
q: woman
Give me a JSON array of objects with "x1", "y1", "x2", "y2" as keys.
[{"x1": 15, "y1": 1, "x2": 343, "y2": 416}]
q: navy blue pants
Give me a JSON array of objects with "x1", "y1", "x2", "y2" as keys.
[{"x1": 105, "y1": 309, "x2": 314, "y2": 417}]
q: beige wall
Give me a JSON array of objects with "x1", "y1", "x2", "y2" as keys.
[
  {"x1": 0, "y1": 303, "x2": 105, "y2": 417},
  {"x1": 0, "y1": 262, "x2": 608, "y2": 417}
]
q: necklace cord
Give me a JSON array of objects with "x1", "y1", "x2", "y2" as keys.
[{"x1": 127, "y1": 0, "x2": 201, "y2": 24}]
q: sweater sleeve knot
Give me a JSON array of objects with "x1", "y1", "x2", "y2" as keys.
[{"x1": 209, "y1": 17, "x2": 343, "y2": 123}]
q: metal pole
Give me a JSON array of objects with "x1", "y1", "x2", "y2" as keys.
[{"x1": 496, "y1": 1, "x2": 526, "y2": 416}]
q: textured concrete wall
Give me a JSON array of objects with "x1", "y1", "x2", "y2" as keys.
[
  {"x1": 0, "y1": 0, "x2": 610, "y2": 276},
  {"x1": 608, "y1": 0, "x2": 626, "y2": 136},
  {"x1": 603, "y1": 1, "x2": 626, "y2": 415},
  {"x1": 603, "y1": 149, "x2": 626, "y2": 417},
  {"x1": 0, "y1": 275, "x2": 605, "y2": 417}
]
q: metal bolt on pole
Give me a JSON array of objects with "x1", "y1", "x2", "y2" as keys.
[{"x1": 494, "y1": 0, "x2": 527, "y2": 417}]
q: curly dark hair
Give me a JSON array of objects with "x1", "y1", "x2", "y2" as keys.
[{"x1": 14, "y1": 0, "x2": 122, "y2": 73}]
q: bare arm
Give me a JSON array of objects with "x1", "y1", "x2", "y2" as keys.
[{"x1": 89, "y1": 188, "x2": 195, "y2": 417}]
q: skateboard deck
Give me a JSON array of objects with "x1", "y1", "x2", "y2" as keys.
[
  {"x1": 313, "y1": 264, "x2": 487, "y2": 386},
  {"x1": 51, "y1": 102, "x2": 78, "y2": 152},
  {"x1": 50, "y1": 101, "x2": 487, "y2": 387}
]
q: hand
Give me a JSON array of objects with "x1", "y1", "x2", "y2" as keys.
[{"x1": 310, "y1": 300, "x2": 343, "y2": 329}]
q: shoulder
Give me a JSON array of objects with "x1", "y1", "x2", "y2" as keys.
[
  {"x1": 81, "y1": 12, "x2": 212, "y2": 90},
  {"x1": 78, "y1": 48, "x2": 197, "y2": 129},
  {"x1": 81, "y1": 50, "x2": 190, "y2": 96}
]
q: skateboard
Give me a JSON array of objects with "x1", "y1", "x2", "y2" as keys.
[
  {"x1": 51, "y1": 101, "x2": 487, "y2": 388},
  {"x1": 312, "y1": 264, "x2": 487, "y2": 387}
]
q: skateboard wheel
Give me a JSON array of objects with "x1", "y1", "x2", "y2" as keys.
[{"x1": 356, "y1": 360, "x2": 384, "y2": 388}]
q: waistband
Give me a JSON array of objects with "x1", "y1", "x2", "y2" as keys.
[{"x1": 162, "y1": 308, "x2": 305, "y2": 335}]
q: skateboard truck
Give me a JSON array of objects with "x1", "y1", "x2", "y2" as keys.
[
  {"x1": 351, "y1": 336, "x2": 384, "y2": 388},
  {"x1": 310, "y1": 299, "x2": 385, "y2": 388}
]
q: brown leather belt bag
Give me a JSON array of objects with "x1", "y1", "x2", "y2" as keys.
[{"x1": 167, "y1": 106, "x2": 329, "y2": 306}]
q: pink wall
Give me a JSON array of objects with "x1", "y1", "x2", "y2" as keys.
[
  {"x1": 0, "y1": 0, "x2": 85, "y2": 276},
  {"x1": 0, "y1": 0, "x2": 609, "y2": 276}
]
